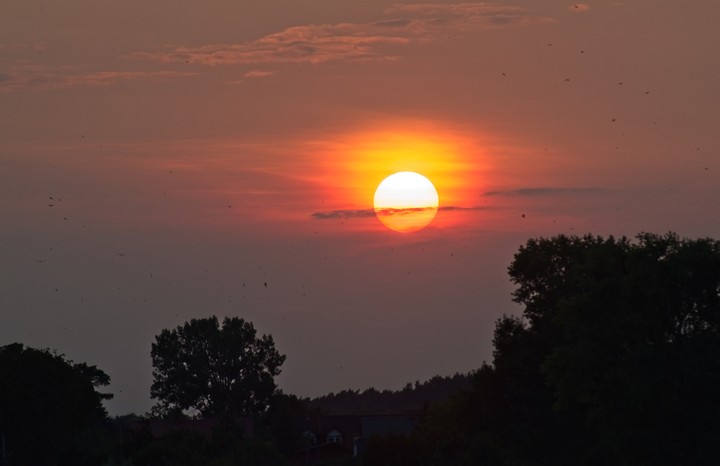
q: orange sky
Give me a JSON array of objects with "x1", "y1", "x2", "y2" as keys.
[{"x1": 2, "y1": 0, "x2": 719, "y2": 415}]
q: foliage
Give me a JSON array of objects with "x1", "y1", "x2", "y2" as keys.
[
  {"x1": 260, "y1": 392, "x2": 308, "y2": 456},
  {"x1": 361, "y1": 435, "x2": 418, "y2": 466},
  {"x1": 150, "y1": 315, "x2": 286, "y2": 418},
  {"x1": 122, "y1": 421, "x2": 285, "y2": 466},
  {"x1": 130, "y1": 429, "x2": 208, "y2": 466},
  {"x1": 369, "y1": 233, "x2": 720, "y2": 465},
  {"x1": 305, "y1": 372, "x2": 473, "y2": 415},
  {"x1": 0, "y1": 343, "x2": 112, "y2": 466},
  {"x1": 501, "y1": 233, "x2": 720, "y2": 464}
]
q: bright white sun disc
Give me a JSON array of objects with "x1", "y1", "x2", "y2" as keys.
[{"x1": 373, "y1": 172, "x2": 439, "y2": 233}]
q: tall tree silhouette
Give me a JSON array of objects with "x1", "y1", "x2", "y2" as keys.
[
  {"x1": 151, "y1": 316, "x2": 285, "y2": 418},
  {"x1": 407, "y1": 233, "x2": 720, "y2": 466}
]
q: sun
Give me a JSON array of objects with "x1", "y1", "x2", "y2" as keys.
[{"x1": 373, "y1": 172, "x2": 439, "y2": 233}]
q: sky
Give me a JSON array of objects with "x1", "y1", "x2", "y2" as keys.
[{"x1": 2, "y1": 0, "x2": 719, "y2": 415}]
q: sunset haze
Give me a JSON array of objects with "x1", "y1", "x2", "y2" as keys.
[{"x1": 2, "y1": 0, "x2": 719, "y2": 415}]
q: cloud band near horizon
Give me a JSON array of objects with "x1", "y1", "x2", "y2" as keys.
[{"x1": 484, "y1": 187, "x2": 603, "y2": 196}]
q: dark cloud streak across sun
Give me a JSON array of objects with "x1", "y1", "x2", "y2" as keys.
[{"x1": 312, "y1": 205, "x2": 488, "y2": 220}]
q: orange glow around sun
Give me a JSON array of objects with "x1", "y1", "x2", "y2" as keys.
[{"x1": 317, "y1": 120, "x2": 484, "y2": 231}]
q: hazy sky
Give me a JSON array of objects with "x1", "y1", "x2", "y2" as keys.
[{"x1": 2, "y1": 0, "x2": 719, "y2": 415}]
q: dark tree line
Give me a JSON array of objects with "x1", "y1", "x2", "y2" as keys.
[
  {"x1": 366, "y1": 232, "x2": 720, "y2": 466},
  {"x1": 4, "y1": 232, "x2": 720, "y2": 465},
  {"x1": 0, "y1": 317, "x2": 291, "y2": 466},
  {"x1": 305, "y1": 373, "x2": 473, "y2": 415}
]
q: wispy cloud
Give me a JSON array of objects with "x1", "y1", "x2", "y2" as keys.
[
  {"x1": 131, "y1": 3, "x2": 549, "y2": 66},
  {"x1": 0, "y1": 67, "x2": 198, "y2": 92},
  {"x1": 312, "y1": 209, "x2": 376, "y2": 220},
  {"x1": 385, "y1": 3, "x2": 539, "y2": 28},
  {"x1": 0, "y1": 3, "x2": 551, "y2": 92},
  {"x1": 484, "y1": 187, "x2": 603, "y2": 196},
  {"x1": 312, "y1": 205, "x2": 488, "y2": 220},
  {"x1": 130, "y1": 24, "x2": 409, "y2": 66}
]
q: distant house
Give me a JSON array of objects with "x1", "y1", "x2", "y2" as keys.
[
  {"x1": 326, "y1": 429, "x2": 343, "y2": 444},
  {"x1": 289, "y1": 414, "x2": 418, "y2": 464}
]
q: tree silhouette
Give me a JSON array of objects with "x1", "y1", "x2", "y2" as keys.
[
  {"x1": 402, "y1": 233, "x2": 720, "y2": 465},
  {"x1": 0, "y1": 343, "x2": 112, "y2": 466},
  {"x1": 150, "y1": 316, "x2": 286, "y2": 418}
]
